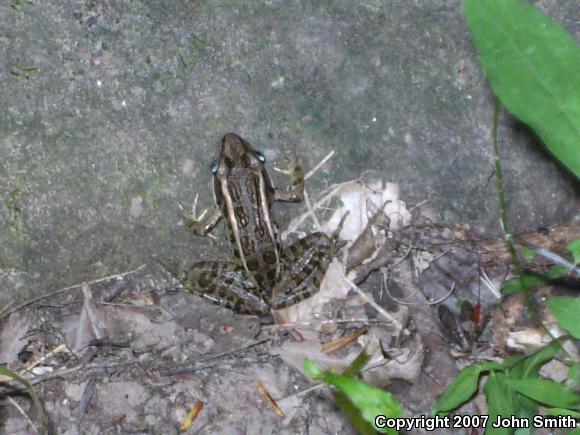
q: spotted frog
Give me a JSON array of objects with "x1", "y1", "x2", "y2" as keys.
[{"x1": 179, "y1": 133, "x2": 345, "y2": 315}]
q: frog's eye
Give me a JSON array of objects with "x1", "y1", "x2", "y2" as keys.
[
  {"x1": 210, "y1": 159, "x2": 218, "y2": 174},
  {"x1": 255, "y1": 151, "x2": 266, "y2": 163}
]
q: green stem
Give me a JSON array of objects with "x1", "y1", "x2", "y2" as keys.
[{"x1": 493, "y1": 99, "x2": 537, "y2": 321}]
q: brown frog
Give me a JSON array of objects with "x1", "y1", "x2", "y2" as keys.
[{"x1": 179, "y1": 133, "x2": 346, "y2": 315}]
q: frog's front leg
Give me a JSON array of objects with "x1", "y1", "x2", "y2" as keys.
[
  {"x1": 273, "y1": 153, "x2": 305, "y2": 203},
  {"x1": 270, "y1": 232, "x2": 347, "y2": 309},
  {"x1": 180, "y1": 195, "x2": 223, "y2": 237},
  {"x1": 182, "y1": 261, "x2": 270, "y2": 315}
]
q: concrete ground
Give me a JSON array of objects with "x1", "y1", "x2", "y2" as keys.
[{"x1": 0, "y1": 0, "x2": 578, "y2": 325}]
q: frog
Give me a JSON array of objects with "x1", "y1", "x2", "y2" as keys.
[{"x1": 177, "y1": 133, "x2": 346, "y2": 315}]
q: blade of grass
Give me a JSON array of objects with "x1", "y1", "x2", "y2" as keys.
[{"x1": 0, "y1": 366, "x2": 48, "y2": 435}]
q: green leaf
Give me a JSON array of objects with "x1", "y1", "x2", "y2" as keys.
[
  {"x1": 462, "y1": 0, "x2": 580, "y2": 177},
  {"x1": 544, "y1": 408, "x2": 580, "y2": 418},
  {"x1": 568, "y1": 362, "x2": 580, "y2": 389},
  {"x1": 303, "y1": 358, "x2": 323, "y2": 378},
  {"x1": 501, "y1": 266, "x2": 566, "y2": 295},
  {"x1": 303, "y1": 358, "x2": 401, "y2": 434},
  {"x1": 506, "y1": 378, "x2": 580, "y2": 409},
  {"x1": 568, "y1": 239, "x2": 580, "y2": 265},
  {"x1": 322, "y1": 373, "x2": 401, "y2": 433},
  {"x1": 499, "y1": 355, "x2": 528, "y2": 371},
  {"x1": 547, "y1": 296, "x2": 580, "y2": 338},
  {"x1": 332, "y1": 390, "x2": 378, "y2": 435},
  {"x1": 0, "y1": 366, "x2": 48, "y2": 435},
  {"x1": 519, "y1": 339, "x2": 563, "y2": 378},
  {"x1": 522, "y1": 246, "x2": 535, "y2": 261},
  {"x1": 432, "y1": 365, "x2": 483, "y2": 414},
  {"x1": 343, "y1": 350, "x2": 371, "y2": 378},
  {"x1": 484, "y1": 372, "x2": 518, "y2": 435},
  {"x1": 329, "y1": 350, "x2": 376, "y2": 434}
]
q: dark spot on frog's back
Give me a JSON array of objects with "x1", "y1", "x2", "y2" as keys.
[
  {"x1": 240, "y1": 153, "x2": 251, "y2": 167},
  {"x1": 264, "y1": 250, "x2": 277, "y2": 265},
  {"x1": 246, "y1": 258, "x2": 259, "y2": 272},
  {"x1": 199, "y1": 272, "x2": 214, "y2": 288},
  {"x1": 235, "y1": 207, "x2": 247, "y2": 227}
]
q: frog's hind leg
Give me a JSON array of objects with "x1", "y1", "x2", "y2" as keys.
[
  {"x1": 271, "y1": 231, "x2": 347, "y2": 309},
  {"x1": 183, "y1": 261, "x2": 270, "y2": 315}
]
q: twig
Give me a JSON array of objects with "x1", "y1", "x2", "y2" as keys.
[
  {"x1": 158, "y1": 339, "x2": 271, "y2": 376},
  {"x1": 344, "y1": 277, "x2": 402, "y2": 330},
  {"x1": 101, "y1": 278, "x2": 127, "y2": 303},
  {"x1": 283, "y1": 180, "x2": 358, "y2": 237},
  {"x1": 77, "y1": 378, "x2": 96, "y2": 421},
  {"x1": 7, "y1": 396, "x2": 38, "y2": 434},
  {"x1": 304, "y1": 150, "x2": 335, "y2": 181},
  {"x1": 532, "y1": 247, "x2": 580, "y2": 275},
  {"x1": 303, "y1": 189, "x2": 322, "y2": 231},
  {"x1": 0, "y1": 264, "x2": 146, "y2": 320},
  {"x1": 159, "y1": 355, "x2": 270, "y2": 376},
  {"x1": 383, "y1": 274, "x2": 456, "y2": 307},
  {"x1": 261, "y1": 318, "x2": 386, "y2": 331},
  {"x1": 22, "y1": 344, "x2": 68, "y2": 375},
  {"x1": 196, "y1": 338, "x2": 270, "y2": 363},
  {"x1": 256, "y1": 379, "x2": 285, "y2": 417},
  {"x1": 479, "y1": 268, "x2": 501, "y2": 299},
  {"x1": 278, "y1": 382, "x2": 325, "y2": 404}
]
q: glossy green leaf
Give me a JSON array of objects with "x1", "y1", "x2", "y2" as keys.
[
  {"x1": 332, "y1": 390, "x2": 377, "y2": 435},
  {"x1": 304, "y1": 358, "x2": 401, "y2": 434},
  {"x1": 499, "y1": 355, "x2": 528, "y2": 371},
  {"x1": 501, "y1": 266, "x2": 566, "y2": 296},
  {"x1": 568, "y1": 362, "x2": 580, "y2": 389},
  {"x1": 520, "y1": 338, "x2": 563, "y2": 378},
  {"x1": 463, "y1": 0, "x2": 580, "y2": 177},
  {"x1": 544, "y1": 408, "x2": 580, "y2": 418},
  {"x1": 303, "y1": 358, "x2": 323, "y2": 378},
  {"x1": 547, "y1": 296, "x2": 580, "y2": 339},
  {"x1": 568, "y1": 239, "x2": 580, "y2": 265},
  {"x1": 329, "y1": 350, "x2": 377, "y2": 435},
  {"x1": 432, "y1": 365, "x2": 483, "y2": 414},
  {"x1": 506, "y1": 378, "x2": 580, "y2": 409},
  {"x1": 484, "y1": 372, "x2": 517, "y2": 435},
  {"x1": 343, "y1": 350, "x2": 371, "y2": 378}
]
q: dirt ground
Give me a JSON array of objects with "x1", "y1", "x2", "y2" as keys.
[{"x1": 1, "y1": 183, "x2": 578, "y2": 434}]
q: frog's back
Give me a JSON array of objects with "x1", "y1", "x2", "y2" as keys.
[{"x1": 213, "y1": 134, "x2": 281, "y2": 289}]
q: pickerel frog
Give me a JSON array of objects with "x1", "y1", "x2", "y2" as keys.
[{"x1": 179, "y1": 133, "x2": 346, "y2": 315}]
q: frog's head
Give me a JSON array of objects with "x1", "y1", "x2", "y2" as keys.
[{"x1": 211, "y1": 133, "x2": 266, "y2": 177}]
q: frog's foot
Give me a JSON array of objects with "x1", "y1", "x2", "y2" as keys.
[
  {"x1": 273, "y1": 151, "x2": 305, "y2": 203},
  {"x1": 180, "y1": 195, "x2": 222, "y2": 237},
  {"x1": 184, "y1": 261, "x2": 271, "y2": 316}
]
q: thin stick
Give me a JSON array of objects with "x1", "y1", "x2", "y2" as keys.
[
  {"x1": 262, "y1": 318, "x2": 386, "y2": 331},
  {"x1": 479, "y1": 268, "x2": 501, "y2": 299},
  {"x1": 383, "y1": 274, "x2": 456, "y2": 307},
  {"x1": 7, "y1": 396, "x2": 38, "y2": 434},
  {"x1": 283, "y1": 180, "x2": 357, "y2": 236},
  {"x1": 22, "y1": 344, "x2": 68, "y2": 375},
  {"x1": 303, "y1": 189, "x2": 321, "y2": 231},
  {"x1": 304, "y1": 150, "x2": 335, "y2": 180},
  {"x1": 532, "y1": 247, "x2": 580, "y2": 275},
  {"x1": 0, "y1": 264, "x2": 147, "y2": 320},
  {"x1": 195, "y1": 338, "x2": 270, "y2": 363},
  {"x1": 344, "y1": 277, "x2": 402, "y2": 330}
]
